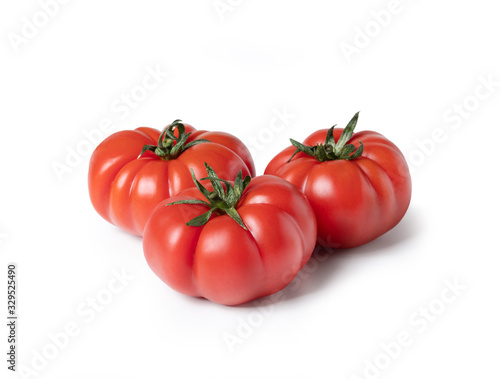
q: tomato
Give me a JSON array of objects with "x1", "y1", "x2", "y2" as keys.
[
  {"x1": 143, "y1": 164, "x2": 317, "y2": 306},
  {"x1": 265, "y1": 112, "x2": 411, "y2": 248},
  {"x1": 88, "y1": 120, "x2": 255, "y2": 236}
]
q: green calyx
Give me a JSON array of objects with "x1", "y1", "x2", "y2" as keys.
[
  {"x1": 140, "y1": 119, "x2": 210, "y2": 160},
  {"x1": 167, "y1": 163, "x2": 251, "y2": 230},
  {"x1": 288, "y1": 112, "x2": 364, "y2": 163}
]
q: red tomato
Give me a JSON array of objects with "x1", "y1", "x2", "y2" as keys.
[
  {"x1": 143, "y1": 164, "x2": 317, "y2": 306},
  {"x1": 265, "y1": 113, "x2": 411, "y2": 248},
  {"x1": 88, "y1": 120, "x2": 255, "y2": 236}
]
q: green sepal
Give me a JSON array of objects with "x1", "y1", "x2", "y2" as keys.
[
  {"x1": 225, "y1": 207, "x2": 247, "y2": 230},
  {"x1": 139, "y1": 144, "x2": 159, "y2": 157},
  {"x1": 287, "y1": 112, "x2": 364, "y2": 163},
  {"x1": 334, "y1": 112, "x2": 359, "y2": 156},
  {"x1": 287, "y1": 138, "x2": 315, "y2": 162},
  {"x1": 166, "y1": 163, "x2": 252, "y2": 230},
  {"x1": 325, "y1": 124, "x2": 336, "y2": 146},
  {"x1": 167, "y1": 199, "x2": 211, "y2": 207},
  {"x1": 186, "y1": 208, "x2": 216, "y2": 227},
  {"x1": 140, "y1": 119, "x2": 210, "y2": 160}
]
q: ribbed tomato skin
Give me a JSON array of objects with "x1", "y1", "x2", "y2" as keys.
[
  {"x1": 265, "y1": 128, "x2": 411, "y2": 248},
  {"x1": 88, "y1": 123, "x2": 255, "y2": 236},
  {"x1": 143, "y1": 175, "x2": 317, "y2": 306}
]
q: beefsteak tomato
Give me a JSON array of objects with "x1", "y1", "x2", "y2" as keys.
[
  {"x1": 265, "y1": 112, "x2": 411, "y2": 248},
  {"x1": 143, "y1": 164, "x2": 317, "y2": 305},
  {"x1": 89, "y1": 120, "x2": 255, "y2": 236}
]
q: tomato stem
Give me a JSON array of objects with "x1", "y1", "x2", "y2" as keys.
[
  {"x1": 167, "y1": 163, "x2": 251, "y2": 230},
  {"x1": 287, "y1": 112, "x2": 364, "y2": 163},
  {"x1": 140, "y1": 120, "x2": 210, "y2": 160}
]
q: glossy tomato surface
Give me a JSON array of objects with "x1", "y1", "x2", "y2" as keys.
[
  {"x1": 143, "y1": 175, "x2": 317, "y2": 306},
  {"x1": 88, "y1": 123, "x2": 255, "y2": 236},
  {"x1": 265, "y1": 128, "x2": 411, "y2": 248}
]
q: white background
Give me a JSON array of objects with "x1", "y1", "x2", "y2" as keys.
[{"x1": 1, "y1": 1, "x2": 499, "y2": 378}]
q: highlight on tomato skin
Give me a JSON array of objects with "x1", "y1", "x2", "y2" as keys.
[
  {"x1": 264, "y1": 112, "x2": 412, "y2": 249},
  {"x1": 142, "y1": 163, "x2": 318, "y2": 306},
  {"x1": 88, "y1": 120, "x2": 256, "y2": 237}
]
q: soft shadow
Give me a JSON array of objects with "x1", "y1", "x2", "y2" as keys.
[
  {"x1": 338, "y1": 207, "x2": 420, "y2": 255},
  {"x1": 236, "y1": 208, "x2": 421, "y2": 307}
]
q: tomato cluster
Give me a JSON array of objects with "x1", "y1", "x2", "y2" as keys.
[{"x1": 89, "y1": 114, "x2": 411, "y2": 305}]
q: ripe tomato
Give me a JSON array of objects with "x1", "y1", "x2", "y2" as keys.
[
  {"x1": 88, "y1": 120, "x2": 255, "y2": 236},
  {"x1": 143, "y1": 164, "x2": 317, "y2": 306},
  {"x1": 265, "y1": 113, "x2": 411, "y2": 248}
]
